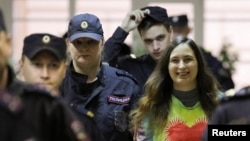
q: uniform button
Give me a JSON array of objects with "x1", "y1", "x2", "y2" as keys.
[{"x1": 70, "y1": 103, "x2": 74, "y2": 107}]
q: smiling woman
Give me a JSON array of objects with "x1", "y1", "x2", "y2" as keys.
[
  {"x1": 168, "y1": 42, "x2": 198, "y2": 90},
  {"x1": 130, "y1": 36, "x2": 220, "y2": 141}
]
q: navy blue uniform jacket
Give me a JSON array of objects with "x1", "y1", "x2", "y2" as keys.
[
  {"x1": 200, "y1": 48, "x2": 235, "y2": 92},
  {"x1": 202, "y1": 87, "x2": 250, "y2": 141},
  {"x1": 60, "y1": 62, "x2": 141, "y2": 141},
  {"x1": 0, "y1": 65, "x2": 89, "y2": 141}
]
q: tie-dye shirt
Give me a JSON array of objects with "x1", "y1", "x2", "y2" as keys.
[{"x1": 135, "y1": 95, "x2": 208, "y2": 141}]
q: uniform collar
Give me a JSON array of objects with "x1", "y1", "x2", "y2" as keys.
[{"x1": 68, "y1": 61, "x2": 104, "y2": 84}]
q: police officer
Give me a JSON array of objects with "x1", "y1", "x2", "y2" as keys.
[
  {"x1": 19, "y1": 33, "x2": 67, "y2": 96},
  {"x1": 19, "y1": 33, "x2": 102, "y2": 141},
  {"x1": 60, "y1": 13, "x2": 141, "y2": 141},
  {"x1": 103, "y1": 6, "x2": 173, "y2": 90},
  {"x1": 210, "y1": 85, "x2": 250, "y2": 125},
  {"x1": 202, "y1": 86, "x2": 250, "y2": 141},
  {"x1": 0, "y1": 8, "x2": 90, "y2": 141},
  {"x1": 169, "y1": 14, "x2": 235, "y2": 92}
]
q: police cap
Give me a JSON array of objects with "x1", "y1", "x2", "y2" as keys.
[
  {"x1": 140, "y1": 6, "x2": 169, "y2": 23},
  {"x1": 169, "y1": 14, "x2": 188, "y2": 27},
  {"x1": 22, "y1": 33, "x2": 67, "y2": 60}
]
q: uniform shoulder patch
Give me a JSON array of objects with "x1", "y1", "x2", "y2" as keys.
[{"x1": 108, "y1": 94, "x2": 130, "y2": 104}]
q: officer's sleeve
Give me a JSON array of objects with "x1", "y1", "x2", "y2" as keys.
[
  {"x1": 49, "y1": 97, "x2": 91, "y2": 141},
  {"x1": 103, "y1": 27, "x2": 129, "y2": 65}
]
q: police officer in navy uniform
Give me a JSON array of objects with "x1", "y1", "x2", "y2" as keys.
[
  {"x1": 0, "y1": 9, "x2": 90, "y2": 141},
  {"x1": 19, "y1": 33, "x2": 68, "y2": 96},
  {"x1": 202, "y1": 86, "x2": 250, "y2": 141},
  {"x1": 60, "y1": 13, "x2": 141, "y2": 141},
  {"x1": 103, "y1": 6, "x2": 173, "y2": 90},
  {"x1": 209, "y1": 85, "x2": 250, "y2": 125},
  {"x1": 168, "y1": 14, "x2": 235, "y2": 92},
  {"x1": 60, "y1": 32, "x2": 105, "y2": 141}
]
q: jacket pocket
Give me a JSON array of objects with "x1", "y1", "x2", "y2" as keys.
[{"x1": 114, "y1": 110, "x2": 128, "y2": 132}]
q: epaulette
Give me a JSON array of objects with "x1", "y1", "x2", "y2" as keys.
[
  {"x1": 73, "y1": 104, "x2": 94, "y2": 118},
  {"x1": 119, "y1": 54, "x2": 137, "y2": 62},
  {"x1": 236, "y1": 86, "x2": 250, "y2": 96},
  {"x1": 136, "y1": 54, "x2": 149, "y2": 62},
  {"x1": 130, "y1": 54, "x2": 137, "y2": 59},
  {"x1": 220, "y1": 93, "x2": 250, "y2": 103},
  {"x1": 219, "y1": 86, "x2": 250, "y2": 103},
  {"x1": 115, "y1": 69, "x2": 138, "y2": 84}
]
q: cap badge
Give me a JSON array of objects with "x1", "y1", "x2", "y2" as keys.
[
  {"x1": 42, "y1": 35, "x2": 50, "y2": 44},
  {"x1": 81, "y1": 21, "x2": 88, "y2": 29}
]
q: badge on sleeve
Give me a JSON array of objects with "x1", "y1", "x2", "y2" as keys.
[{"x1": 107, "y1": 95, "x2": 130, "y2": 105}]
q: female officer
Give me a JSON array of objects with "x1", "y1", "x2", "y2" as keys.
[{"x1": 60, "y1": 13, "x2": 141, "y2": 141}]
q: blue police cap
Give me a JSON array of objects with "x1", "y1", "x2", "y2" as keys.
[
  {"x1": 169, "y1": 14, "x2": 188, "y2": 27},
  {"x1": 68, "y1": 13, "x2": 103, "y2": 42},
  {"x1": 22, "y1": 33, "x2": 67, "y2": 60},
  {"x1": 0, "y1": 8, "x2": 6, "y2": 32},
  {"x1": 140, "y1": 6, "x2": 169, "y2": 23}
]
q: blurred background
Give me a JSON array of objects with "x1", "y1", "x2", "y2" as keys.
[{"x1": 0, "y1": 0, "x2": 249, "y2": 92}]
